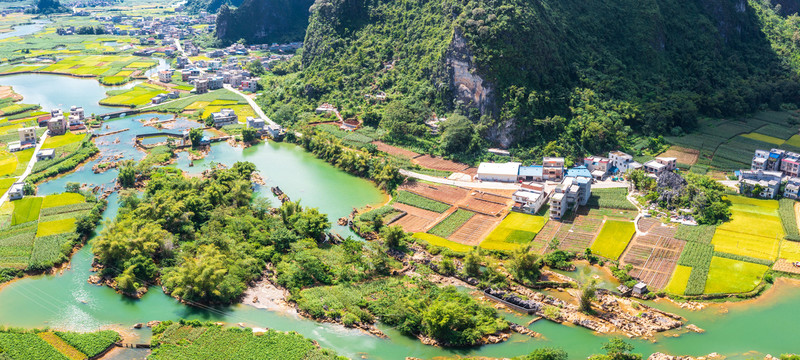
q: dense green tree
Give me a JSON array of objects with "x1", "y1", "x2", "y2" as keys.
[
  {"x1": 519, "y1": 347, "x2": 569, "y2": 360},
  {"x1": 579, "y1": 279, "x2": 597, "y2": 313},
  {"x1": 379, "y1": 225, "x2": 405, "y2": 249},
  {"x1": 463, "y1": 251, "x2": 481, "y2": 278},
  {"x1": 589, "y1": 338, "x2": 641, "y2": 360},
  {"x1": 242, "y1": 127, "x2": 258, "y2": 143},
  {"x1": 189, "y1": 128, "x2": 204, "y2": 148},
  {"x1": 508, "y1": 247, "x2": 541, "y2": 285},
  {"x1": 118, "y1": 163, "x2": 136, "y2": 188},
  {"x1": 246, "y1": 59, "x2": 267, "y2": 76}
]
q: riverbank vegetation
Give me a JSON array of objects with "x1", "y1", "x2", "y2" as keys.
[{"x1": 149, "y1": 321, "x2": 342, "y2": 360}]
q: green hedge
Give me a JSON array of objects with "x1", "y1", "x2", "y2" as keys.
[
  {"x1": 675, "y1": 224, "x2": 716, "y2": 243},
  {"x1": 779, "y1": 199, "x2": 800, "y2": 241},
  {"x1": 713, "y1": 251, "x2": 773, "y2": 266}
]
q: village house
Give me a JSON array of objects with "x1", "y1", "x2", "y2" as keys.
[
  {"x1": 47, "y1": 114, "x2": 68, "y2": 136},
  {"x1": 738, "y1": 169, "x2": 782, "y2": 199},
  {"x1": 609, "y1": 151, "x2": 642, "y2": 174},
  {"x1": 340, "y1": 119, "x2": 360, "y2": 132},
  {"x1": 751, "y1": 149, "x2": 783, "y2": 172},
  {"x1": 583, "y1": 156, "x2": 610, "y2": 180},
  {"x1": 158, "y1": 70, "x2": 173, "y2": 82},
  {"x1": 151, "y1": 93, "x2": 168, "y2": 104},
  {"x1": 315, "y1": 103, "x2": 338, "y2": 115},
  {"x1": 476, "y1": 162, "x2": 521, "y2": 182},
  {"x1": 36, "y1": 148, "x2": 55, "y2": 161},
  {"x1": 565, "y1": 165, "x2": 592, "y2": 180},
  {"x1": 193, "y1": 78, "x2": 208, "y2": 94},
  {"x1": 512, "y1": 183, "x2": 548, "y2": 214},
  {"x1": 781, "y1": 152, "x2": 800, "y2": 177},
  {"x1": 549, "y1": 176, "x2": 592, "y2": 220},
  {"x1": 265, "y1": 124, "x2": 283, "y2": 139},
  {"x1": 240, "y1": 79, "x2": 258, "y2": 92},
  {"x1": 7, "y1": 182, "x2": 24, "y2": 200},
  {"x1": 246, "y1": 116, "x2": 265, "y2": 130},
  {"x1": 542, "y1": 157, "x2": 565, "y2": 181},
  {"x1": 211, "y1": 108, "x2": 237, "y2": 128},
  {"x1": 785, "y1": 177, "x2": 800, "y2": 200},
  {"x1": 18, "y1": 126, "x2": 37, "y2": 145},
  {"x1": 208, "y1": 76, "x2": 223, "y2": 90}
]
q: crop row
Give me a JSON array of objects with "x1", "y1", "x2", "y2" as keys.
[
  {"x1": 678, "y1": 242, "x2": 714, "y2": 295},
  {"x1": 713, "y1": 251, "x2": 773, "y2": 266},
  {"x1": 674, "y1": 225, "x2": 716, "y2": 243},
  {"x1": 28, "y1": 234, "x2": 75, "y2": 272},
  {"x1": 395, "y1": 191, "x2": 451, "y2": 213},
  {"x1": 586, "y1": 188, "x2": 637, "y2": 210},
  {"x1": 0, "y1": 333, "x2": 69, "y2": 360},
  {"x1": 55, "y1": 330, "x2": 120, "y2": 357},
  {"x1": 778, "y1": 199, "x2": 800, "y2": 241},
  {"x1": 428, "y1": 209, "x2": 475, "y2": 238}
]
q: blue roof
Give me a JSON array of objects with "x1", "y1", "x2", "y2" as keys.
[
  {"x1": 566, "y1": 166, "x2": 592, "y2": 178},
  {"x1": 770, "y1": 153, "x2": 781, "y2": 159},
  {"x1": 518, "y1": 165, "x2": 543, "y2": 177}
]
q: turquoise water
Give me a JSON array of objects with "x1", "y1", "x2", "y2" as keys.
[{"x1": 0, "y1": 73, "x2": 799, "y2": 359}]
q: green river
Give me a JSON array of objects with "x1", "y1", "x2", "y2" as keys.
[{"x1": 0, "y1": 74, "x2": 798, "y2": 359}]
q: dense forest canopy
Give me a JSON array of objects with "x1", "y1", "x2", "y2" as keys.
[
  {"x1": 257, "y1": 0, "x2": 800, "y2": 163},
  {"x1": 214, "y1": 0, "x2": 314, "y2": 44}
]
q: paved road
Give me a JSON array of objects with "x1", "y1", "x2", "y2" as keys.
[
  {"x1": 224, "y1": 84, "x2": 279, "y2": 127},
  {"x1": 0, "y1": 130, "x2": 49, "y2": 206},
  {"x1": 401, "y1": 168, "x2": 631, "y2": 192}
]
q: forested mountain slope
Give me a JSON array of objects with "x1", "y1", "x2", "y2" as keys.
[
  {"x1": 261, "y1": 0, "x2": 800, "y2": 161},
  {"x1": 215, "y1": 0, "x2": 314, "y2": 44},
  {"x1": 184, "y1": 0, "x2": 243, "y2": 13}
]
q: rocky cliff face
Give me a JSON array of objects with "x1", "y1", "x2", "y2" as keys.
[{"x1": 215, "y1": 0, "x2": 314, "y2": 44}]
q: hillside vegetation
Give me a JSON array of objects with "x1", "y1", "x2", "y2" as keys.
[
  {"x1": 258, "y1": 0, "x2": 800, "y2": 163},
  {"x1": 215, "y1": 0, "x2": 314, "y2": 44}
]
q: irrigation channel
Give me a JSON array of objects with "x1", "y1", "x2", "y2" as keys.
[{"x1": 0, "y1": 73, "x2": 799, "y2": 359}]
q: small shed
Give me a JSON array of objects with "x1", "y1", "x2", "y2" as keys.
[
  {"x1": 617, "y1": 284, "x2": 632, "y2": 297},
  {"x1": 8, "y1": 182, "x2": 24, "y2": 200},
  {"x1": 36, "y1": 148, "x2": 55, "y2": 161},
  {"x1": 633, "y1": 282, "x2": 648, "y2": 295}
]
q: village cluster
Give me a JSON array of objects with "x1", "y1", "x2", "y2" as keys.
[{"x1": 738, "y1": 148, "x2": 800, "y2": 199}]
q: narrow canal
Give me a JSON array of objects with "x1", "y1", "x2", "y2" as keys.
[{"x1": 0, "y1": 73, "x2": 798, "y2": 359}]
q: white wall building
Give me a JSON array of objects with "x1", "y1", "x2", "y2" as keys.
[{"x1": 476, "y1": 162, "x2": 521, "y2": 182}]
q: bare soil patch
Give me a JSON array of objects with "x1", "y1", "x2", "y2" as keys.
[
  {"x1": 621, "y1": 234, "x2": 685, "y2": 290},
  {"x1": 448, "y1": 213, "x2": 500, "y2": 246},
  {"x1": 371, "y1": 140, "x2": 420, "y2": 158},
  {"x1": 401, "y1": 182, "x2": 468, "y2": 205},
  {"x1": 773, "y1": 259, "x2": 800, "y2": 275},
  {"x1": 658, "y1": 146, "x2": 700, "y2": 165},
  {"x1": 413, "y1": 154, "x2": 470, "y2": 172}
]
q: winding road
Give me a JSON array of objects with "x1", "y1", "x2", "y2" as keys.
[{"x1": 0, "y1": 130, "x2": 49, "y2": 206}]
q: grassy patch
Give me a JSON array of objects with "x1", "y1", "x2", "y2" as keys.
[
  {"x1": 100, "y1": 83, "x2": 167, "y2": 107},
  {"x1": 481, "y1": 212, "x2": 547, "y2": 251},
  {"x1": 36, "y1": 218, "x2": 76, "y2": 237},
  {"x1": 741, "y1": 132, "x2": 784, "y2": 145},
  {"x1": 779, "y1": 240, "x2": 800, "y2": 262},
  {"x1": 413, "y1": 232, "x2": 473, "y2": 253},
  {"x1": 675, "y1": 224, "x2": 716, "y2": 243},
  {"x1": 395, "y1": 191, "x2": 450, "y2": 213},
  {"x1": 42, "y1": 132, "x2": 85, "y2": 148},
  {"x1": 590, "y1": 220, "x2": 635, "y2": 260},
  {"x1": 38, "y1": 332, "x2": 86, "y2": 360},
  {"x1": 55, "y1": 331, "x2": 120, "y2": 357},
  {"x1": 664, "y1": 265, "x2": 692, "y2": 295},
  {"x1": 711, "y1": 196, "x2": 783, "y2": 261},
  {"x1": 704, "y1": 256, "x2": 768, "y2": 294},
  {"x1": 11, "y1": 197, "x2": 42, "y2": 225},
  {"x1": 41, "y1": 193, "x2": 85, "y2": 209},
  {"x1": 428, "y1": 209, "x2": 475, "y2": 238}
]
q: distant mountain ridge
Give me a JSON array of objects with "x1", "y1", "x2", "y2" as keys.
[{"x1": 183, "y1": 0, "x2": 243, "y2": 13}]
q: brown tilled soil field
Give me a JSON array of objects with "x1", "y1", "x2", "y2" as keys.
[
  {"x1": 621, "y1": 234, "x2": 685, "y2": 290},
  {"x1": 658, "y1": 146, "x2": 700, "y2": 165},
  {"x1": 448, "y1": 214, "x2": 500, "y2": 246},
  {"x1": 401, "y1": 182, "x2": 469, "y2": 205},
  {"x1": 389, "y1": 203, "x2": 443, "y2": 232},
  {"x1": 413, "y1": 154, "x2": 470, "y2": 172},
  {"x1": 371, "y1": 141, "x2": 420, "y2": 158}
]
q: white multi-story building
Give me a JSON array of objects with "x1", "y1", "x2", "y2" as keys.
[
  {"x1": 211, "y1": 108, "x2": 237, "y2": 128},
  {"x1": 609, "y1": 151, "x2": 642, "y2": 173}
]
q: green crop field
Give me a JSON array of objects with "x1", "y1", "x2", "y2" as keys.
[
  {"x1": 778, "y1": 199, "x2": 800, "y2": 241},
  {"x1": 481, "y1": 212, "x2": 547, "y2": 251},
  {"x1": 590, "y1": 220, "x2": 635, "y2": 260},
  {"x1": 12, "y1": 148, "x2": 33, "y2": 177},
  {"x1": 0, "y1": 151, "x2": 17, "y2": 177},
  {"x1": 0, "y1": 333, "x2": 69, "y2": 360},
  {"x1": 101, "y1": 83, "x2": 168, "y2": 107},
  {"x1": 41, "y1": 193, "x2": 85, "y2": 209},
  {"x1": 741, "y1": 132, "x2": 784, "y2": 145},
  {"x1": 36, "y1": 218, "x2": 76, "y2": 237},
  {"x1": 703, "y1": 256, "x2": 769, "y2": 294},
  {"x1": 395, "y1": 191, "x2": 451, "y2": 213},
  {"x1": 711, "y1": 196, "x2": 783, "y2": 261},
  {"x1": 428, "y1": 209, "x2": 475, "y2": 238},
  {"x1": 55, "y1": 331, "x2": 119, "y2": 357},
  {"x1": 11, "y1": 197, "x2": 42, "y2": 225},
  {"x1": 675, "y1": 224, "x2": 716, "y2": 243},
  {"x1": 43, "y1": 132, "x2": 85, "y2": 149},
  {"x1": 780, "y1": 240, "x2": 800, "y2": 262},
  {"x1": 586, "y1": 188, "x2": 636, "y2": 210},
  {"x1": 413, "y1": 232, "x2": 473, "y2": 253},
  {"x1": 664, "y1": 265, "x2": 692, "y2": 295}
]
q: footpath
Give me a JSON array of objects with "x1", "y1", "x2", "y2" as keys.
[{"x1": 0, "y1": 130, "x2": 49, "y2": 206}]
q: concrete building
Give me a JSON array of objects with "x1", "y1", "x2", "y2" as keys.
[
  {"x1": 246, "y1": 116, "x2": 265, "y2": 130},
  {"x1": 208, "y1": 76, "x2": 223, "y2": 90},
  {"x1": 739, "y1": 169, "x2": 782, "y2": 199},
  {"x1": 18, "y1": 127, "x2": 37, "y2": 145},
  {"x1": 158, "y1": 70, "x2": 173, "y2": 82},
  {"x1": 609, "y1": 151, "x2": 642, "y2": 173},
  {"x1": 785, "y1": 177, "x2": 800, "y2": 200},
  {"x1": 565, "y1": 165, "x2": 592, "y2": 179},
  {"x1": 517, "y1": 165, "x2": 543, "y2": 182},
  {"x1": 193, "y1": 78, "x2": 208, "y2": 94},
  {"x1": 643, "y1": 160, "x2": 668, "y2": 175},
  {"x1": 7, "y1": 182, "x2": 24, "y2": 200},
  {"x1": 512, "y1": 183, "x2": 548, "y2": 214},
  {"x1": 549, "y1": 176, "x2": 591, "y2": 220},
  {"x1": 655, "y1": 157, "x2": 677, "y2": 171},
  {"x1": 47, "y1": 115, "x2": 68, "y2": 136},
  {"x1": 476, "y1": 162, "x2": 521, "y2": 182},
  {"x1": 36, "y1": 148, "x2": 55, "y2": 161},
  {"x1": 752, "y1": 149, "x2": 783, "y2": 172},
  {"x1": 211, "y1": 108, "x2": 237, "y2": 128},
  {"x1": 584, "y1": 156, "x2": 610, "y2": 180},
  {"x1": 781, "y1": 152, "x2": 800, "y2": 177},
  {"x1": 265, "y1": 124, "x2": 283, "y2": 139},
  {"x1": 542, "y1": 157, "x2": 564, "y2": 181},
  {"x1": 240, "y1": 79, "x2": 258, "y2": 92},
  {"x1": 151, "y1": 93, "x2": 168, "y2": 104}
]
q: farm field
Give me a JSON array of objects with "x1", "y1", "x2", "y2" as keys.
[
  {"x1": 664, "y1": 265, "x2": 692, "y2": 295},
  {"x1": 11, "y1": 196, "x2": 42, "y2": 225},
  {"x1": 412, "y1": 232, "x2": 474, "y2": 253},
  {"x1": 590, "y1": 220, "x2": 636, "y2": 260},
  {"x1": 665, "y1": 111, "x2": 800, "y2": 171},
  {"x1": 0, "y1": 330, "x2": 118, "y2": 360},
  {"x1": 41, "y1": 193, "x2": 86, "y2": 209},
  {"x1": 621, "y1": 222, "x2": 685, "y2": 290},
  {"x1": 703, "y1": 256, "x2": 769, "y2": 294},
  {"x1": 42, "y1": 132, "x2": 85, "y2": 149},
  {"x1": 711, "y1": 196, "x2": 783, "y2": 261},
  {"x1": 394, "y1": 191, "x2": 450, "y2": 213},
  {"x1": 481, "y1": 212, "x2": 547, "y2": 251},
  {"x1": 427, "y1": 209, "x2": 475, "y2": 238},
  {"x1": 100, "y1": 83, "x2": 169, "y2": 107},
  {"x1": 586, "y1": 188, "x2": 637, "y2": 210},
  {"x1": 149, "y1": 324, "x2": 339, "y2": 360},
  {"x1": 0, "y1": 55, "x2": 157, "y2": 84}
]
